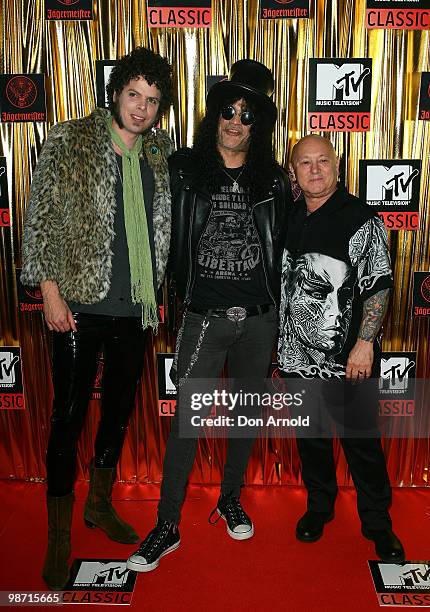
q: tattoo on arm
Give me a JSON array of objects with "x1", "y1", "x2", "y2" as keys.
[{"x1": 358, "y1": 289, "x2": 390, "y2": 342}]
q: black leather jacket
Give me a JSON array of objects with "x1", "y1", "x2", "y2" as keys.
[{"x1": 169, "y1": 148, "x2": 292, "y2": 306}]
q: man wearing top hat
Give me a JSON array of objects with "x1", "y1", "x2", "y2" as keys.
[{"x1": 127, "y1": 59, "x2": 291, "y2": 572}]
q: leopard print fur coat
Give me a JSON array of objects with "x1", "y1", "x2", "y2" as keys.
[{"x1": 21, "y1": 108, "x2": 173, "y2": 303}]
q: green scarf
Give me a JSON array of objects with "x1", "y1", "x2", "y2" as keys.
[{"x1": 106, "y1": 117, "x2": 158, "y2": 330}]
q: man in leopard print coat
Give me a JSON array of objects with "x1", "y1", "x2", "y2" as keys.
[{"x1": 21, "y1": 47, "x2": 173, "y2": 591}]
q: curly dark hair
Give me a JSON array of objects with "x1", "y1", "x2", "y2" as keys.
[
  {"x1": 106, "y1": 47, "x2": 173, "y2": 119},
  {"x1": 192, "y1": 96, "x2": 277, "y2": 200}
]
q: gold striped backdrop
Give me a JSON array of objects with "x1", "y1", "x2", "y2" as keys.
[{"x1": 0, "y1": 0, "x2": 429, "y2": 486}]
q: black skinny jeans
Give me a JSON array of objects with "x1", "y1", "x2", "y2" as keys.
[
  {"x1": 46, "y1": 313, "x2": 146, "y2": 497},
  {"x1": 158, "y1": 307, "x2": 278, "y2": 523}
]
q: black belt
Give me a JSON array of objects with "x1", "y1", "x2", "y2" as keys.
[{"x1": 188, "y1": 304, "x2": 271, "y2": 322}]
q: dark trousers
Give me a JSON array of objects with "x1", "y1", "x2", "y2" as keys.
[
  {"x1": 46, "y1": 313, "x2": 146, "y2": 497},
  {"x1": 296, "y1": 378, "x2": 392, "y2": 530},
  {"x1": 158, "y1": 307, "x2": 278, "y2": 523}
]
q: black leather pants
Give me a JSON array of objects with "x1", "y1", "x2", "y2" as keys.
[{"x1": 46, "y1": 313, "x2": 146, "y2": 496}]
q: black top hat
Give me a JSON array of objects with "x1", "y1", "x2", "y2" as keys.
[{"x1": 206, "y1": 59, "x2": 277, "y2": 125}]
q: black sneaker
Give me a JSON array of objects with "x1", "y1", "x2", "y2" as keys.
[
  {"x1": 126, "y1": 520, "x2": 180, "y2": 573},
  {"x1": 209, "y1": 495, "x2": 254, "y2": 540}
]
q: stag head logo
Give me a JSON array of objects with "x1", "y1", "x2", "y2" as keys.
[
  {"x1": 24, "y1": 286, "x2": 42, "y2": 301},
  {"x1": 6, "y1": 76, "x2": 37, "y2": 108},
  {"x1": 421, "y1": 275, "x2": 430, "y2": 304}
]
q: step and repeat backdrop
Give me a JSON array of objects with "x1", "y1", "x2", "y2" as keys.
[{"x1": 0, "y1": 0, "x2": 429, "y2": 486}]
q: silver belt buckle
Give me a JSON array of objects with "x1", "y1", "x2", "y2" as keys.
[{"x1": 226, "y1": 306, "x2": 247, "y2": 322}]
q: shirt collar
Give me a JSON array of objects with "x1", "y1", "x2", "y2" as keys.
[{"x1": 297, "y1": 184, "x2": 347, "y2": 219}]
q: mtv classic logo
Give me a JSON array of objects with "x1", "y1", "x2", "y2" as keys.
[
  {"x1": 45, "y1": 0, "x2": 94, "y2": 21},
  {"x1": 413, "y1": 272, "x2": 430, "y2": 316},
  {"x1": 259, "y1": 0, "x2": 310, "y2": 20},
  {"x1": 308, "y1": 58, "x2": 372, "y2": 132},
  {"x1": 366, "y1": 0, "x2": 430, "y2": 30},
  {"x1": 0, "y1": 74, "x2": 47, "y2": 122},
  {"x1": 0, "y1": 156, "x2": 10, "y2": 226},
  {"x1": 379, "y1": 352, "x2": 416, "y2": 417},
  {"x1": 419, "y1": 72, "x2": 430, "y2": 120},
  {"x1": 63, "y1": 559, "x2": 137, "y2": 605},
  {"x1": 0, "y1": 347, "x2": 24, "y2": 410},
  {"x1": 157, "y1": 353, "x2": 177, "y2": 416},
  {"x1": 147, "y1": 0, "x2": 212, "y2": 28},
  {"x1": 358, "y1": 160, "x2": 421, "y2": 231},
  {"x1": 369, "y1": 561, "x2": 430, "y2": 607}
]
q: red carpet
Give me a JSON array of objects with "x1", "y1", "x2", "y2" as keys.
[{"x1": 0, "y1": 482, "x2": 428, "y2": 611}]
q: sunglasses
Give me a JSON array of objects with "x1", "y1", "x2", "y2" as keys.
[{"x1": 220, "y1": 105, "x2": 255, "y2": 126}]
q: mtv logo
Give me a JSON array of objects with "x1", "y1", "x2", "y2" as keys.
[
  {"x1": 378, "y1": 563, "x2": 430, "y2": 588},
  {"x1": 74, "y1": 561, "x2": 129, "y2": 587},
  {"x1": 367, "y1": 165, "x2": 420, "y2": 202},
  {"x1": 103, "y1": 65, "x2": 114, "y2": 107},
  {"x1": 0, "y1": 351, "x2": 20, "y2": 385},
  {"x1": 95, "y1": 61, "x2": 117, "y2": 109},
  {"x1": 316, "y1": 63, "x2": 370, "y2": 102},
  {"x1": 165, "y1": 357, "x2": 176, "y2": 394},
  {"x1": 379, "y1": 357, "x2": 415, "y2": 392}
]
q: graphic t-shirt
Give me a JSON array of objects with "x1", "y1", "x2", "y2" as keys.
[
  {"x1": 191, "y1": 167, "x2": 270, "y2": 308},
  {"x1": 277, "y1": 187, "x2": 393, "y2": 378}
]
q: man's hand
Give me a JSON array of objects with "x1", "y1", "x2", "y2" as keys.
[
  {"x1": 346, "y1": 338, "x2": 374, "y2": 381},
  {"x1": 40, "y1": 280, "x2": 77, "y2": 333}
]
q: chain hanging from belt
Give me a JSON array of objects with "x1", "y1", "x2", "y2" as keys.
[{"x1": 172, "y1": 309, "x2": 210, "y2": 388}]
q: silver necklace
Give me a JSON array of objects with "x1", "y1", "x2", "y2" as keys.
[{"x1": 221, "y1": 165, "x2": 245, "y2": 193}]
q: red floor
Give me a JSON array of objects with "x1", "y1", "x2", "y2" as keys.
[{"x1": 0, "y1": 481, "x2": 429, "y2": 611}]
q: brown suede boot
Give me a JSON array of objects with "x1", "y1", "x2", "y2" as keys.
[
  {"x1": 84, "y1": 465, "x2": 139, "y2": 544},
  {"x1": 42, "y1": 493, "x2": 73, "y2": 590}
]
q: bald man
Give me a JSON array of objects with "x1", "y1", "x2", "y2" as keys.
[{"x1": 278, "y1": 135, "x2": 405, "y2": 562}]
